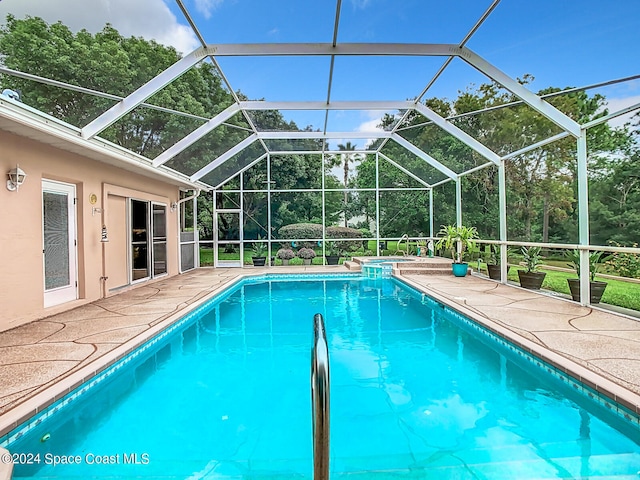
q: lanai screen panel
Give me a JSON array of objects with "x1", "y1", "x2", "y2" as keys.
[
  {"x1": 164, "y1": 113, "x2": 255, "y2": 177},
  {"x1": 396, "y1": 122, "x2": 488, "y2": 175},
  {"x1": 380, "y1": 142, "x2": 449, "y2": 186},
  {"x1": 200, "y1": 141, "x2": 266, "y2": 187}
]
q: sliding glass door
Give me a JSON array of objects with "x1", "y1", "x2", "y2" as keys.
[{"x1": 131, "y1": 200, "x2": 167, "y2": 282}]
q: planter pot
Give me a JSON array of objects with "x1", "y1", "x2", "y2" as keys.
[
  {"x1": 567, "y1": 279, "x2": 608, "y2": 304},
  {"x1": 325, "y1": 255, "x2": 340, "y2": 265},
  {"x1": 280, "y1": 259, "x2": 289, "y2": 266},
  {"x1": 303, "y1": 259, "x2": 312, "y2": 265},
  {"x1": 487, "y1": 264, "x2": 501, "y2": 281},
  {"x1": 452, "y1": 263, "x2": 469, "y2": 277},
  {"x1": 252, "y1": 256, "x2": 266, "y2": 267},
  {"x1": 517, "y1": 270, "x2": 546, "y2": 290}
]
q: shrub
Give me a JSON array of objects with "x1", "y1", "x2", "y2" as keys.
[
  {"x1": 326, "y1": 226, "x2": 363, "y2": 253},
  {"x1": 297, "y1": 247, "x2": 317, "y2": 259},
  {"x1": 278, "y1": 223, "x2": 323, "y2": 248},
  {"x1": 606, "y1": 242, "x2": 640, "y2": 278},
  {"x1": 276, "y1": 248, "x2": 295, "y2": 260}
]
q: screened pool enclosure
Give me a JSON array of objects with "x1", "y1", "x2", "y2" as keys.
[{"x1": 1, "y1": 0, "x2": 639, "y2": 307}]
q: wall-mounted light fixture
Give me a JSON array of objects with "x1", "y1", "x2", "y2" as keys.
[
  {"x1": 6, "y1": 165, "x2": 26, "y2": 191},
  {"x1": 101, "y1": 225, "x2": 109, "y2": 243},
  {"x1": 170, "y1": 201, "x2": 178, "y2": 212}
]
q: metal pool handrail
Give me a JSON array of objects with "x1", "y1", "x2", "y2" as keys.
[{"x1": 311, "y1": 313, "x2": 330, "y2": 480}]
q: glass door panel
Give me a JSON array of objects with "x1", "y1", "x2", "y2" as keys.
[
  {"x1": 152, "y1": 204, "x2": 167, "y2": 276},
  {"x1": 131, "y1": 199, "x2": 149, "y2": 281}
]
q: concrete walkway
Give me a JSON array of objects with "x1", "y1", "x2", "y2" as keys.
[{"x1": 1, "y1": 266, "x2": 640, "y2": 440}]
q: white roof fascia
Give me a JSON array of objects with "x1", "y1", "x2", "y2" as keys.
[
  {"x1": 413, "y1": 103, "x2": 501, "y2": 165},
  {"x1": 0, "y1": 97, "x2": 207, "y2": 190},
  {"x1": 152, "y1": 104, "x2": 241, "y2": 167},
  {"x1": 205, "y1": 43, "x2": 459, "y2": 56},
  {"x1": 460, "y1": 47, "x2": 581, "y2": 138},
  {"x1": 391, "y1": 134, "x2": 457, "y2": 180},
  {"x1": 190, "y1": 133, "x2": 259, "y2": 181},
  {"x1": 81, "y1": 46, "x2": 208, "y2": 139}
]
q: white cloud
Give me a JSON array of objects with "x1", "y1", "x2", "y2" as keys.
[
  {"x1": 0, "y1": 0, "x2": 200, "y2": 54},
  {"x1": 194, "y1": 0, "x2": 224, "y2": 19},
  {"x1": 603, "y1": 96, "x2": 640, "y2": 129},
  {"x1": 356, "y1": 113, "x2": 386, "y2": 148},
  {"x1": 350, "y1": 0, "x2": 371, "y2": 9}
]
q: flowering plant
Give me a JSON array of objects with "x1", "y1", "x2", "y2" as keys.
[
  {"x1": 297, "y1": 247, "x2": 317, "y2": 259},
  {"x1": 276, "y1": 248, "x2": 295, "y2": 260}
]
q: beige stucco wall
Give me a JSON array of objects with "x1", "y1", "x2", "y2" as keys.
[{"x1": 0, "y1": 130, "x2": 182, "y2": 331}]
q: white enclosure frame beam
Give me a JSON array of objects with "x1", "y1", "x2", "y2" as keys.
[
  {"x1": 81, "y1": 46, "x2": 208, "y2": 139},
  {"x1": 391, "y1": 134, "x2": 457, "y2": 180},
  {"x1": 204, "y1": 43, "x2": 460, "y2": 57},
  {"x1": 461, "y1": 47, "x2": 581, "y2": 138},
  {"x1": 152, "y1": 104, "x2": 241, "y2": 167},
  {"x1": 258, "y1": 131, "x2": 391, "y2": 140},
  {"x1": 190, "y1": 134, "x2": 259, "y2": 181},
  {"x1": 240, "y1": 100, "x2": 413, "y2": 111},
  {"x1": 413, "y1": 103, "x2": 501, "y2": 164},
  {"x1": 378, "y1": 152, "x2": 433, "y2": 188}
]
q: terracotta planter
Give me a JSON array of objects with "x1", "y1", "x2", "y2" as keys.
[
  {"x1": 452, "y1": 263, "x2": 469, "y2": 277},
  {"x1": 567, "y1": 279, "x2": 608, "y2": 304},
  {"x1": 517, "y1": 270, "x2": 546, "y2": 290},
  {"x1": 487, "y1": 264, "x2": 501, "y2": 280}
]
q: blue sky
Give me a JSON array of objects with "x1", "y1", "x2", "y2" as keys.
[{"x1": 1, "y1": 0, "x2": 639, "y2": 143}]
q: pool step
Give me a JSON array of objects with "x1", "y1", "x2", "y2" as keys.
[{"x1": 344, "y1": 260, "x2": 361, "y2": 271}]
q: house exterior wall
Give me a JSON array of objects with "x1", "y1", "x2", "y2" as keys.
[{"x1": 0, "y1": 130, "x2": 182, "y2": 332}]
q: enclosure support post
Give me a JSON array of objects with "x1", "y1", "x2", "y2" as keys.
[
  {"x1": 429, "y1": 188, "x2": 434, "y2": 240},
  {"x1": 375, "y1": 152, "x2": 381, "y2": 255},
  {"x1": 322, "y1": 152, "x2": 327, "y2": 259},
  {"x1": 267, "y1": 153, "x2": 272, "y2": 265},
  {"x1": 577, "y1": 131, "x2": 590, "y2": 306},
  {"x1": 498, "y1": 161, "x2": 508, "y2": 283},
  {"x1": 455, "y1": 177, "x2": 462, "y2": 227}
]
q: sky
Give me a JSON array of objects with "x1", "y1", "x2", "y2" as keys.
[{"x1": 0, "y1": 0, "x2": 639, "y2": 148}]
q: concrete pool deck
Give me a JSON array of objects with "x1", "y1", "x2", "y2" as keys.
[{"x1": 1, "y1": 264, "x2": 640, "y2": 441}]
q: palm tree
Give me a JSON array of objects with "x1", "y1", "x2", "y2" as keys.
[{"x1": 328, "y1": 142, "x2": 362, "y2": 227}]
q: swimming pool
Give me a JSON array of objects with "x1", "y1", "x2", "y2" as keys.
[{"x1": 4, "y1": 275, "x2": 640, "y2": 478}]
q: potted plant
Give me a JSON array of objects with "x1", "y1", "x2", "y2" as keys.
[
  {"x1": 251, "y1": 237, "x2": 267, "y2": 266},
  {"x1": 276, "y1": 247, "x2": 295, "y2": 266},
  {"x1": 517, "y1": 246, "x2": 546, "y2": 289},
  {"x1": 435, "y1": 224, "x2": 478, "y2": 277},
  {"x1": 297, "y1": 247, "x2": 316, "y2": 265},
  {"x1": 565, "y1": 250, "x2": 610, "y2": 304},
  {"x1": 324, "y1": 241, "x2": 341, "y2": 265},
  {"x1": 485, "y1": 245, "x2": 501, "y2": 280}
]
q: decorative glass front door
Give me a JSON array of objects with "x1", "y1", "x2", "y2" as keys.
[{"x1": 42, "y1": 180, "x2": 77, "y2": 307}]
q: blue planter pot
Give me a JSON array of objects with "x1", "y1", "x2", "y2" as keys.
[{"x1": 452, "y1": 263, "x2": 469, "y2": 277}]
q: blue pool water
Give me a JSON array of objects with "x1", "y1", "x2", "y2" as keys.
[{"x1": 6, "y1": 276, "x2": 640, "y2": 479}]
